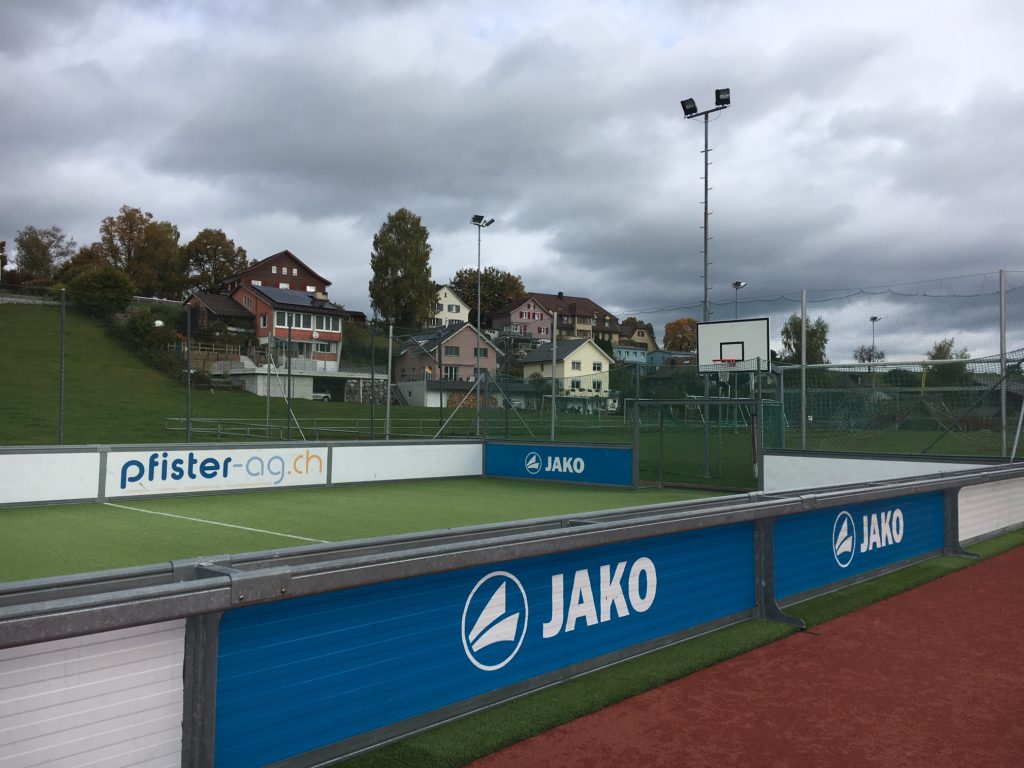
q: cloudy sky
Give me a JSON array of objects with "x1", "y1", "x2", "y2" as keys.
[{"x1": 2, "y1": 0, "x2": 1022, "y2": 360}]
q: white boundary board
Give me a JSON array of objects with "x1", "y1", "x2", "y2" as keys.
[{"x1": 697, "y1": 318, "x2": 770, "y2": 372}]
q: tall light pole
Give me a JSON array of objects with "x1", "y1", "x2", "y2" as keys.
[
  {"x1": 471, "y1": 214, "x2": 495, "y2": 436},
  {"x1": 732, "y1": 280, "x2": 747, "y2": 319},
  {"x1": 870, "y1": 315, "x2": 881, "y2": 354},
  {"x1": 681, "y1": 88, "x2": 730, "y2": 322}
]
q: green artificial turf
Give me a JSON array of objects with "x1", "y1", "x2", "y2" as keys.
[
  {"x1": 336, "y1": 528, "x2": 1023, "y2": 768},
  {"x1": 0, "y1": 479, "x2": 720, "y2": 582}
]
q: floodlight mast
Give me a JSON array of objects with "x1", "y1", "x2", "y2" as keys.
[
  {"x1": 471, "y1": 214, "x2": 495, "y2": 436},
  {"x1": 681, "y1": 88, "x2": 730, "y2": 322}
]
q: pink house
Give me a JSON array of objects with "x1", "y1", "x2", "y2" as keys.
[
  {"x1": 393, "y1": 323, "x2": 499, "y2": 383},
  {"x1": 490, "y1": 297, "x2": 553, "y2": 340}
]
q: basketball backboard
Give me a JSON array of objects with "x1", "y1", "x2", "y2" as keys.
[{"x1": 697, "y1": 318, "x2": 770, "y2": 372}]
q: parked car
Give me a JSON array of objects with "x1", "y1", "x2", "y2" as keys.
[{"x1": 313, "y1": 391, "x2": 331, "y2": 401}]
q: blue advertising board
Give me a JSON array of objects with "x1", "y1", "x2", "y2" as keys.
[
  {"x1": 484, "y1": 442, "x2": 634, "y2": 487},
  {"x1": 214, "y1": 522, "x2": 753, "y2": 767},
  {"x1": 773, "y1": 491, "x2": 945, "y2": 600}
]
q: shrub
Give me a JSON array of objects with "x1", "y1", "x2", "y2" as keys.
[{"x1": 66, "y1": 266, "x2": 134, "y2": 319}]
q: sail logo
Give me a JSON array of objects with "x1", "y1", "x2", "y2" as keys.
[
  {"x1": 832, "y1": 508, "x2": 906, "y2": 568},
  {"x1": 524, "y1": 452, "x2": 542, "y2": 475},
  {"x1": 461, "y1": 571, "x2": 529, "y2": 671},
  {"x1": 832, "y1": 511, "x2": 856, "y2": 568}
]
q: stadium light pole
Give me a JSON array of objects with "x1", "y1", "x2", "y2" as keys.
[
  {"x1": 681, "y1": 88, "x2": 730, "y2": 322},
  {"x1": 870, "y1": 315, "x2": 881, "y2": 351},
  {"x1": 471, "y1": 214, "x2": 495, "y2": 436},
  {"x1": 732, "y1": 280, "x2": 747, "y2": 319}
]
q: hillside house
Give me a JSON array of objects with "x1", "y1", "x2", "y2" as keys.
[
  {"x1": 521, "y1": 338, "x2": 615, "y2": 409},
  {"x1": 490, "y1": 296, "x2": 553, "y2": 340},
  {"x1": 393, "y1": 323, "x2": 499, "y2": 384},
  {"x1": 429, "y1": 285, "x2": 472, "y2": 328},
  {"x1": 620, "y1": 319, "x2": 659, "y2": 352},
  {"x1": 218, "y1": 250, "x2": 331, "y2": 295},
  {"x1": 527, "y1": 292, "x2": 621, "y2": 345}
]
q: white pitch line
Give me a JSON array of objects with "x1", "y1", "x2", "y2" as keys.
[{"x1": 104, "y1": 502, "x2": 328, "y2": 544}]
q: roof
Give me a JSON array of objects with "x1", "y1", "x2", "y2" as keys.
[
  {"x1": 492, "y1": 295, "x2": 551, "y2": 317},
  {"x1": 220, "y1": 249, "x2": 332, "y2": 287},
  {"x1": 239, "y1": 285, "x2": 346, "y2": 315},
  {"x1": 186, "y1": 292, "x2": 253, "y2": 319},
  {"x1": 521, "y1": 338, "x2": 613, "y2": 364},
  {"x1": 529, "y1": 292, "x2": 618, "y2": 324}
]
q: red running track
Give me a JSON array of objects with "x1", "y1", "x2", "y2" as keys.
[{"x1": 471, "y1": 547, "x2": 1024, "y2": 768}]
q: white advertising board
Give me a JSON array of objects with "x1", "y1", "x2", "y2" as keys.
[
  {"x1": 958, "y1": 477, "x2": 1024, "y2": 543},
  {"x1": 106, "y1": 446, "x2": 330, "y2": 497},
  {"x1": 331, "y1": 443, "x2": 482, "y2": 484},
  {"x1": 0, "y1": 452, "x2": 100, "y2": 505},
  {"x1": 763, "y1": 454, "x2": 983, "y2": 493}
]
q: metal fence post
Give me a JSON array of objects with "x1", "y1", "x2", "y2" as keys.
[{"x1": 58, "y1": 288, "x2": 66, "y2": 445}]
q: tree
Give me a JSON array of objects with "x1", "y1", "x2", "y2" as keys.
[
  {"x1": 90, "y1": 205, "x2": 183, "y2": 298},
  {"x1": 448, "y1": 266, "x2": 526, "y2": 329},
  {"x1": 13, "y1": 225, "x2": 76, "y2": 284},
  {"x1": 663, "y1": 317, "x2": 698, "y2": 352},
  {"x1": 925, "y1": 337, "x2": 970, "y2": 387},
  {"x1": 184, "y1": 228, "x2": 250, "y2": 293},
  {"x1": 780, "y1": 314, "x2": 829, "y2": 364},
  {"x1": 853, "y1": 344, "x2": 885, "y2": 363},
  {"x1": 368, "y1": 208, "x2": 435, "y2": 328},
  {"x1": 54, "y1": 243, "x2": 109, "y2": 286},
  {"x1": 66, "y1": 265, "x2": 134, "y2": 318}
]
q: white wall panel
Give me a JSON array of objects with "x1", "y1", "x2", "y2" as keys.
[
  {"x1": 958, "y1": 477, "x2": 1024, "y2": 543},
  {"x1": 764, "y1": 454, "x2": 984, "y2": 493},
  {"x1": 0, "y1": 452, "x2": 99, "y2": 505},
  {"x1": 332, "y1": 443, "x2": 482, "y2": 484},
  {"x1": 0, "y1": 620, "x2": 185, "y2": 768}
]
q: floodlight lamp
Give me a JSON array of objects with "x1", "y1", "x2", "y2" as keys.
[
  {"x1": 732, "y1": 281, "x2": 747, "y2": 290},
  {"x1": 715, "y1": 88, "x2": 730, "y2": 106},
  {"x1": 484, "y1": 218, "x2": 495, "y2": 227},
  {"x1": 680, "y1": 98, "x2": 698, "y2": 117},
  {"x1": 870, "y1": 315, "x2": 881, "y2": 323},
  {"x1": 471, "y1": 214, "x2": 485, "y2": 225}
]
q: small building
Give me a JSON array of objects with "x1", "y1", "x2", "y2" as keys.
[
  {"x1": 529, "y1": 292, "x2": 621, "y2": 345},
  {"x1": 612, "y1": 345, "x2": 647, "y2": 364},
  {"x1": 219, "y1": 250, "x2": 332, "y2": 295},
  {"x1": 620, "y1": 319, "x2": 659, "y2": 352},
  {"x1": 393, "y1": 323, "x2": 499, "y2": 384}
]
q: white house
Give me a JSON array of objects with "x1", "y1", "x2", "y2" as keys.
[
  {"x1": 520, "y1": 338, "x2": 616, "y2": 411},
  {"x1": 429, "y1": 285, "x2": 472, "y2": 328}
]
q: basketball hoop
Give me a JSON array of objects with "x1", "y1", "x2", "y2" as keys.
[{"x1": 713, "y1": 358, "x2": 737, "y2": 383}]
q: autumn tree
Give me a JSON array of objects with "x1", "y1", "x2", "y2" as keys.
[
  {"x1": 663, "y1": 317, "x2": 698, "y2": 352},
  {"x1": 780, "y1": 314, "x2": 830, "y2": 364},
  {"x1": 448, "y1": 266, "x2": 526, "y2": 329},
  {"x1": 368, "y1": 208, "x2": 435, "y2": 328},
  {"x1": 13, "y1": 225, "x2": 76, "y2": 284},
  {"x1": 184, "y1": 228, "x2": 250, "y2": 292},
  {"x1": 90, "y1": 205, "x2": 184, "y2": 298}
]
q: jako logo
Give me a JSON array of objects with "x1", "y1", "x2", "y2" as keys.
[
  {"x1": 461, "y1": 571, "x2": 529, "y2": 671},
  {"x1": 524, "y1": 452, "x2": 542, "y2": 475},
  {"x1": 833, "y1": 511, "x2": 857, "y2": 568},
  {"x1": 833, "y1": 508, "x2": 906, "y2": 568}
]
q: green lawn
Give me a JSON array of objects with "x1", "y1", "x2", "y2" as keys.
[{"x1": 0, "y1": 478, "x2": 719, "y2": 583}]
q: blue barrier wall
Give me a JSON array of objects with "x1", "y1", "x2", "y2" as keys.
[
  {"x1": 214, "y1": 522, "x2": 753, "y2": 766},
  {"x1": 773, "y1": 491, "x2": 945, "y2": 601},
  {"x1": 484, "y1": 442, "x2": 634, "y2": 487}
]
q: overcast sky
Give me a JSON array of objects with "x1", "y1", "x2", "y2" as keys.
[{"x1": 2, "y1": 0, "x2": 1022, "y2": 360}]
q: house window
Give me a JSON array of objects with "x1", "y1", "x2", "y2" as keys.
[
  {"x1": 316, "y1": 316, "x2": 325, "y2": 330},
  {"x1": 272, "y1": 266, "x2": 277, "y2": 274},
  {"x1": 306, "y1": 285, "x2": 316, "y2": 292},
  {"x1": 435, "y1": 303, "x2": 443, "y2": 312},
  {"x1": 260, "y1": 314, "x2": 267, "y2": 328},
  {"x1": 592, "y1": 362, "x2": 602, "y2": 372},
  {"x1": 243, "y1": 296, "x2": 253, "y2": 310},
  {"x1": 302, "y1": 314, "x2": 312, "y2": 329},
  {"x1": 572, "y1": 379, "x2": 582, "y2": 390},
  {"x1": 331, "y1": 317, "x2": 340, "y2": 331},
  {"x1": 280, "y1": 282, "x2": 290, "y2": 290},
  {"x1": 444, "y1": 345, "x2": 459, "y2": 356},
  {"x1": 252, "y1": 279, "x2": 262, "y2": 286},
  {"x1": 448, "y1": 304, "x2": 460, "y2": 313},
  {"x1": 443, "y1": 365, "x2": 459, "y2": 380},
  {"x1": 571, "y1": 361, "x2": 582, "y2": 371},
  {"x1": 275, "y1": 311, "x2": 285, "y2": 326},
  {"x1": 592, "y1": 380, "x2": 601, "y2": 391},
  {"x1": 475, "y1": 348, "x2": 488, "y2": 358},
  {"x1": 292, "y1": 268, "x2": 298, "y2": 276}
]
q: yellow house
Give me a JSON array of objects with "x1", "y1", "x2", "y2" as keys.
[{"x1": 521, "y1": 338, "x2": 615, "y2": 406}]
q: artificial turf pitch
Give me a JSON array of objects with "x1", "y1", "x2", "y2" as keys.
[{"x1": 0, "y1": 478, "x2": 720, "y2": 583}]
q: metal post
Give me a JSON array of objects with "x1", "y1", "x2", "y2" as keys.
[
  {"x1": 504, "y1": 336, "x2": 510, "y2": 439},
  {"x1": 369, "y1": 322, "x2": 375, "y2": 439},
  {"x1": 286, "y1": 322, "x2": 292, "y2": 441},
  {"x1": 437, "y1": 329, "x2": 443, "y2": 429},
  {"x1": 385, "y1": 324, "x2": 393, "y2": 439},
  {"x1": 800, "y1": 289, "x2": 807, "y2": 450},
  {"x1": 58, "y1": 288, "x2": 66, "y2": 445},
  {"x1": 702, "y1": 112, "x2": 710, "y2": 323},
  {"x1": 475, "y1": 226, "x2": 482, "y2": 436},
  {"x1": 1000, "y1": 269, "x2": 1007, "y2": 457},
  {"x1": 550, "y1": 312, "x2": 557, "y2": 442},
  {"x1": 186, "y1": 305, "x2": 193, "y2": 443}
]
